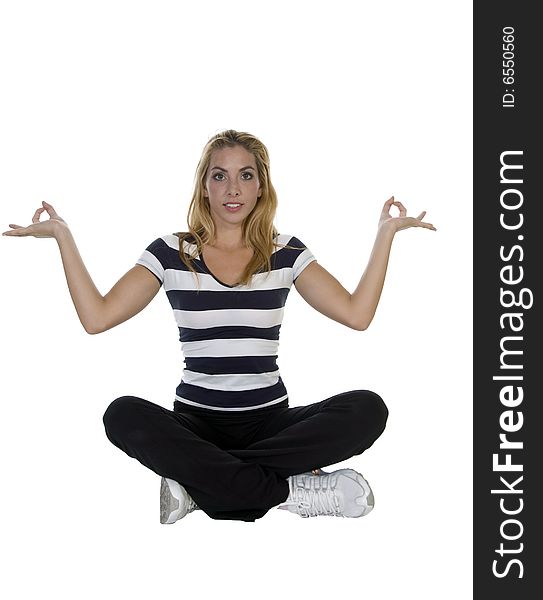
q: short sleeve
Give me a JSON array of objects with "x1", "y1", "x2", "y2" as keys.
[
  {"x1": 136, "y1": 238, "x2": 166, "y2": 286},
  {"x1": 290, "y1": 236, "x2": 317, "y2": 282}
]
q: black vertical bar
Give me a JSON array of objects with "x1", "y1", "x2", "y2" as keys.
[{"x1": 474, "y1": 1, "x2": 541, "y2": 598}]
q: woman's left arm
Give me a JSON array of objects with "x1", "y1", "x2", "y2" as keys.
[{"x1": 294, "y1": 196, "x2": 437, "y2": 330}]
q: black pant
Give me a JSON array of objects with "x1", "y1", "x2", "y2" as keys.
[{"x1": 102, "y1": 389, "x2": 388, "y2": 522}]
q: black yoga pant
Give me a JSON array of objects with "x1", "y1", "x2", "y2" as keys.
[{"x1": 102, "y1": 390, "x2": 388, "y2": 522}]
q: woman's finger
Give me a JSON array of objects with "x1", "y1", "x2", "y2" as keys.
[
  {"x1": 380, "y1": 197, "x2": 395, "y2": 221},
  {"x1": 32, "y1": 207, "x2": 46, "y2": 223},
  {"x1": 42, "y1": 200, "x2": 59, "y2": 216},
  {"x1": 394, "y1": 201, "x2": 407, "y2": 217},
  {"x1": 382, "y1": 196, "x2": 394, "y2": 209},
  {"x1": 420, "y1": 221, "x2": 436, "y2": 231},
  {"x1": 416, "y1": 211, "x2": 426, "y2": 220},
  {"x1": 2, "y1": 224, "x2": 28, "y2": 235}
]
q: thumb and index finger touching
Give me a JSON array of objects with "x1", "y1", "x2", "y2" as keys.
[
  {"x1": 383, "y1": 196, "x2": 407, "y2": 218},
  {"x1": 383, "y1": 197, "x2": 436, "y2": 230},
  {"x1": 2, "y1": 200, "x2": 60, "y2": 236}
]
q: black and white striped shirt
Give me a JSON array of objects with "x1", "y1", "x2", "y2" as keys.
[{"x1": 136, "y1": 233, "x2": 316, "y2": 411}]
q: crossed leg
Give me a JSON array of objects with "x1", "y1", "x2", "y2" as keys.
[{"x1": 103, "y1": 390, "x2": 388, "y2": 522}]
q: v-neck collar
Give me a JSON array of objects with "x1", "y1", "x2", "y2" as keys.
[
  {"x1": 198, "y1": 249, "x2": 238, "y2": 288},
  {"x1": 187, "y1": 234, "x2": 280, "y2": 289}
]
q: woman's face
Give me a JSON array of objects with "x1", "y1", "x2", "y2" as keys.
[{"x1": 203, "y1": 144, "x2": 262, "y2": 229}]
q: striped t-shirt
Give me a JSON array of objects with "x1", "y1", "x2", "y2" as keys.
[{"x1": 136, "y1": 233, "x2": 316, "y2": 411}]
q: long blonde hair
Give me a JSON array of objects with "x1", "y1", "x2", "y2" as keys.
[{"x1": 176, "y1": 129, "x2": 300, "y2": 287}]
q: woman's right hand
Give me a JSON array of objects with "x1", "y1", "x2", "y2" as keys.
[{"x1": 2, "y1": 201, "x2": 68, "y2": 238}]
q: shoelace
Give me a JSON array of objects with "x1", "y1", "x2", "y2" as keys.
[{"x1": 284, "y1": 473, "x2": 343, "y2": 518}]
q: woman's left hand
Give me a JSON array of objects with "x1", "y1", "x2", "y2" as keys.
[{"x1": 378, "y1": 196, "x2": 437, "y2": 233}]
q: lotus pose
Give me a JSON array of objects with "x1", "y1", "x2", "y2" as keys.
[{"x1": 2, "y1": 129, "x2": 436, "y2": 523}]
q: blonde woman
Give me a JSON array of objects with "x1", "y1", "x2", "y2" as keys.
[{"x1": 2, "y1": 129, "x2": 436, "y2": 523}]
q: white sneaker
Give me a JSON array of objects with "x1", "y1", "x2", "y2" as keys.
[
  {"x1": 160, "y1": 477, "x2": 199, "y2": 524},
  {"x1": 277, "y1": 468, "x2": 374, "y2": 518}
]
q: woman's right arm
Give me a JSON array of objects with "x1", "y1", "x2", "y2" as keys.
[
  {"x1": 55, "y1": 223, "x2": 161, "y2": 334},
  {"x1": 3, "y1": 201, "x2": 161, "y2": 335}
]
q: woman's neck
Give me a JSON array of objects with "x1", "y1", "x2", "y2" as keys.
[{"x1": 209, "y1": 227, "x2": 247, "y2": 251}]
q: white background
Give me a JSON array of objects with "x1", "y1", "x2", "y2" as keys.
[{"x1": 0, "y1": 1, "x2": 472, "y2": 598}]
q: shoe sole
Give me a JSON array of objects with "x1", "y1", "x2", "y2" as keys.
[
  {"x1": 332, "y1": 469, "x2": 374, "y2": 516},
  {"x1": 160, "y1": 477, "x2": 183, "y2": 524},
  {"x1": 312, "y1": 468, "x2": 374, "y2": 517}
]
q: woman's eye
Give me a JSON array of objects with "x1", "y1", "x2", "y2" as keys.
[{"x1": 212, "y1": 171, "x2": 253, "y2": 181}]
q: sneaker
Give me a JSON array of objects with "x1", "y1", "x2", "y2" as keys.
[
  {"x1": 277, "y1": 468, "x2": 374, "y2": 518},
  {"x1": 160, "y1": 477, "x2": 199, "y2": 524}
]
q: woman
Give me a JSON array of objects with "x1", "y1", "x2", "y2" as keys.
[{"x1": 2, "y1": 129, "x2": 436, "y2": 523}]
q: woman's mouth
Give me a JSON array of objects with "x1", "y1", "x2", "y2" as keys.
[{"x1": 223, "y1": 203, "x2": 243, "y2": 212}]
